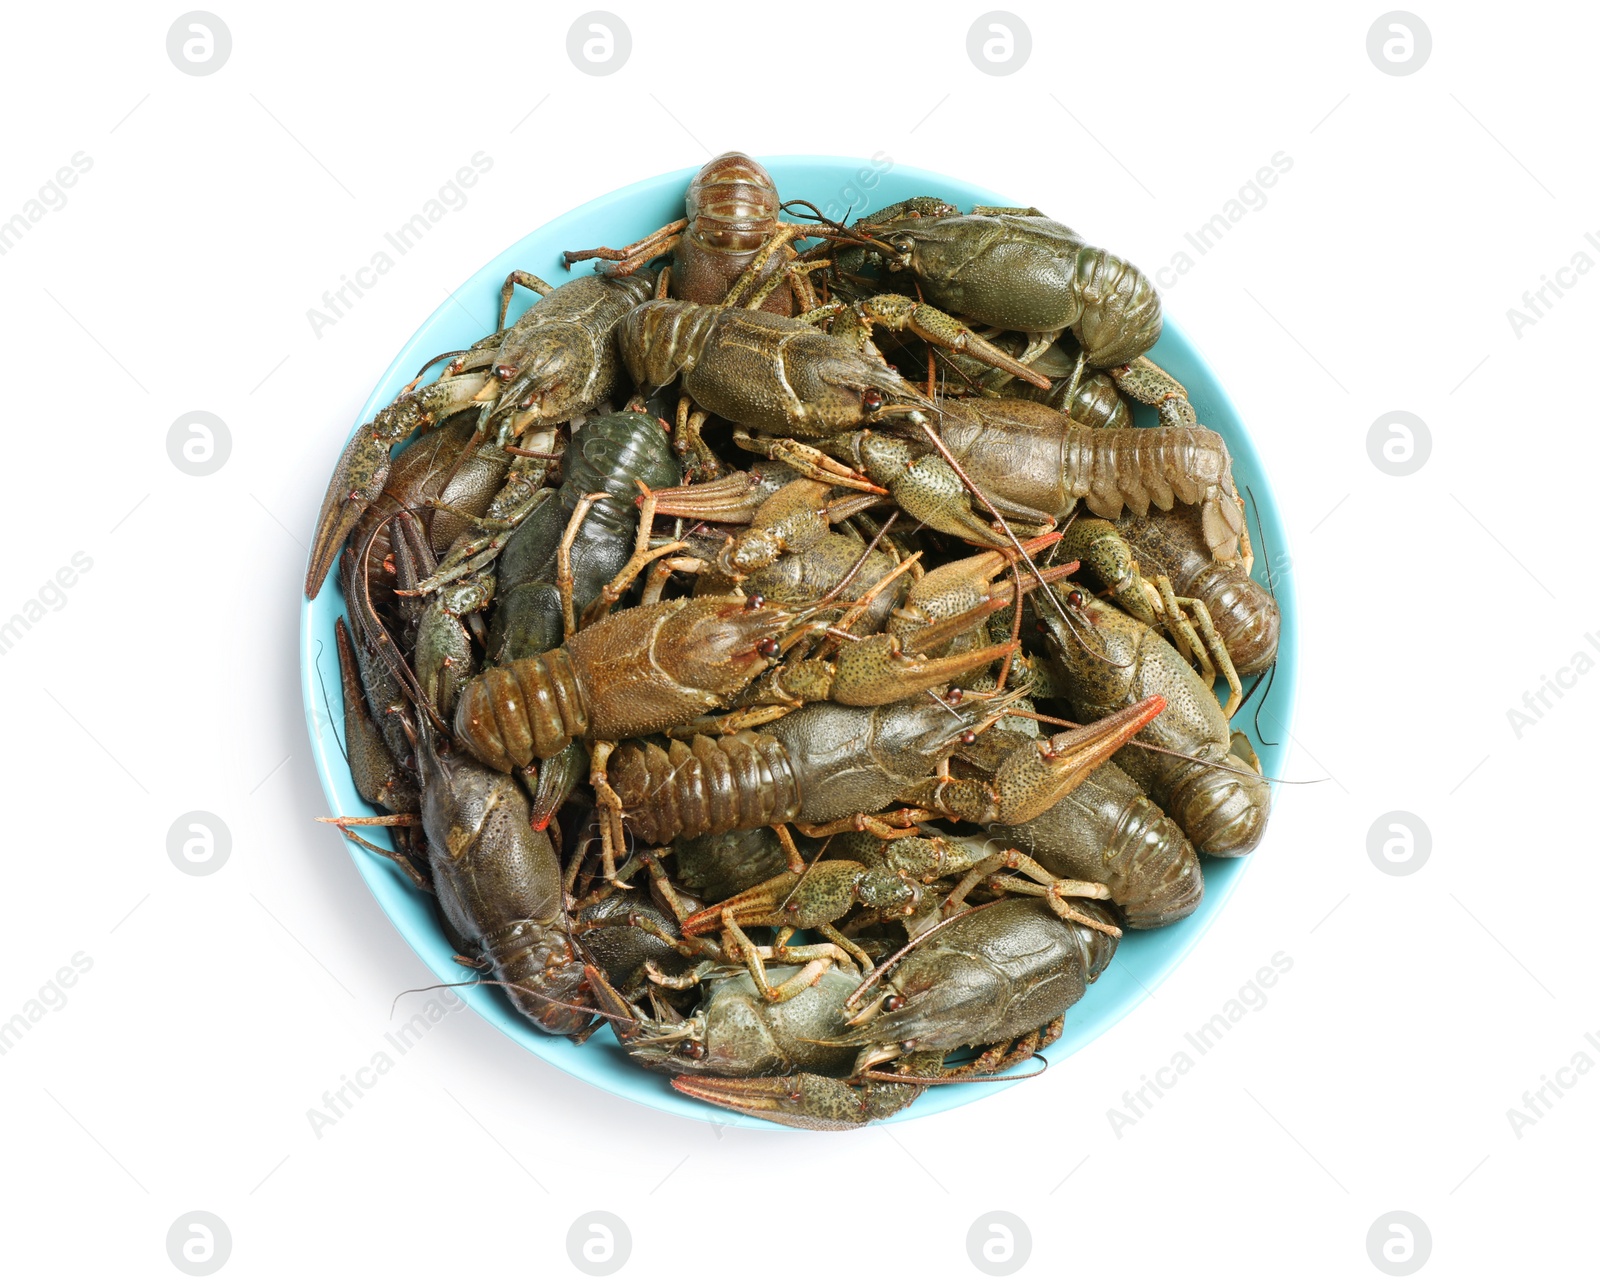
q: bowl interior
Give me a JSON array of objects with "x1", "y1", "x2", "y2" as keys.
[{"x1": 299, "y1": 157, "x2": 1297, "y2": 1130}]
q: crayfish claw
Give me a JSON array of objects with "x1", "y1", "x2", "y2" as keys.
[
  {"x1": 306, "y1": 427, "x2": 397, "y2": 598},
  {"x1": 671, "y1": 1058, "x2": 937, "y2": 1130},
  {"x1": 649, "y1": 470, "x2": 772, "y2": 525},
  {"x1": 679, "y1": 860, "x2": 866, "y2": 938},
  {"x1": 941, "y1": 695, "x2": 1168, "y2": 826},
  {"x1": 828, "y1": 634, "x2": 1015, "y2": 707}
]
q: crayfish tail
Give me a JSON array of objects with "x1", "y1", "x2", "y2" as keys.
[{"x1": 609, "y1": 731, "x2": 800, "y2": 845}]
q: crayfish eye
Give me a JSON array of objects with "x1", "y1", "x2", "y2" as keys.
[
  {"x1": 1066, "y1": 590, "x2": 1085, "y2": 610},
  {"x1": 891, "y1": 235, "x2": 915, "y2": 256},
  {"x1": 677, "y1": 1040, "x2": 706, "y2": 1060},
  {"x1": 885, "y1": 995, "x2": 906, "y2": 1012},
  {"x1": 744, "y1": 592, "x2": 766, "y2": 611},
  {"x1": 959, "y1": 730, "x2": 977, "y2": 745},
  {"x1": 944, "y1": 687, "x2": 963, "y2": 704},
  {"x1": 862, "y1": 388, "x2": 884, "y2": 413},
  {"x1": 756, "y1": 637, "x2": 781, "y2": 659}
]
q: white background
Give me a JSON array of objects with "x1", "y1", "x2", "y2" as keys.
[{"x1": 1, "y1": 1, "x2": 1594, "y2": 1281}]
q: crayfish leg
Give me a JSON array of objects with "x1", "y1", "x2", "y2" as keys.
[
  {"x1": 1110, "y1": 356, "x2": 1197, "y2": 427},
  {"x1": 560, "y1": 219, "x2": 687, "y2": 278},
  {"x1": 588, "y1": 740, "x2": 630, "y2": 887},
  {"x1": 496, "y1": 270, "x2": 556, "y2": 329}
]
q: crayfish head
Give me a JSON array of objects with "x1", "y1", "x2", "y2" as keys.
[
  {"x1": 654, "y1": 595, "x2": 795, "y2": 696},
  {"x1": 785, "y1": 347, "x2": 928, "y2": 438},
  {"x1": 883, "y1": 231, "x2": 919, "y2": 272},
  {"x1": 1033, "y1": 579, "x2": 1111, "y2": 661},
  {"x1": 591, "y1": 963, "x2": 860, "y2": 1079},
  {"x1": 487, "y1": 326, "x2": 590, "y2": 433},
  {"x1": 586, "y1": 965, "x2": 710, "y2": 1073}
]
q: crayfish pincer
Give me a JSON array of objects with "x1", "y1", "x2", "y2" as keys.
[
  {"x1": 417, "y1": 737, "x2": 591, "y2": 1035},
  {"x1": 590, "y1": 960, "x2": 862, "y2": 1079}
]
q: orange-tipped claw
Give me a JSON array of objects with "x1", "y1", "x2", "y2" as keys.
[
  {"x1": 671, "y1": 1070, "x2": 922, "y2": 1130},
  {"x1": 679, "y1": 875, "x2": 796, "y2": 938},
  {"x1": 680, "y1": 860, "x2": 867, "y2": 937},
  {"x1": 828, "y1": 634, "x2": 1015, "y2": 707},
  {"x1": 671, "y1": 1073, "x2": 814, "y2": 1125},
  {"x1": 306, "y1": 429, "x2": 395, "y2": 598},
  {"x1": 648, "y1": 471, "x2": 768, "y2": 525},
  {"x1": 1046, "y1": 694, "x2": 1166, "y2": 765},
  {"x1": 987, "y1": 694, "x2": 1168, "y2": 826},
  {"x1": 895, "y1": 535, "x2": 1076, "y2": 653}
]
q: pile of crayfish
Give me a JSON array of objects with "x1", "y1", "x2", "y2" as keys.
[{"x1": 308, "y1": 153, "x2": 1283, "y2": 1130}]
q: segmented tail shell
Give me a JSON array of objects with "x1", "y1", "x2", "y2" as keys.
[
  {"x1": 453, "y1": 649, "x2": 588, "y2": 772},
  {"x1": 674, "y1": 152, "x2": 793, "y2": 313},
  {"x1": 480, "y1": 921, "x2": 590, "y2": 1036},
  {"x1": 1188, "y1": 562, "x2": 1281, "y2": 675},
  {"x1": 559, "y1": 411, "x2": 683, "y2": 534},
  {"x1": 610, "y1": 732, "x2": 801, "y2": 844},
  {"x1": 1104, "y1": 794, "x2": 1203, "y2": 928},
  {"x1": 1072, "y1": 247, "x2": 1162, "y2": 368},
  {"x1": 1163, "y1": 752, "x2": 1271, "y2": 858},
  {"x1": 684, "y1": 152, "x2": 781, "y2": 254},
  {"x1": 990, "y1": 762, "x2": 1201, "y2": 929},
  {"x1": 1066, "y1": 370, "x2": 1133, "y2": 428},
  {"x1": 619, "y1": 300, "x2": 720, "y2": 389},
  {"x1": 1064, "y1": 423, "x2": 1244, "y2": 560}
]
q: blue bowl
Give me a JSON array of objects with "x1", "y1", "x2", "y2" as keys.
[{"x1": 299, "y1": 157, "x2": 1298, "y2": 1130}]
